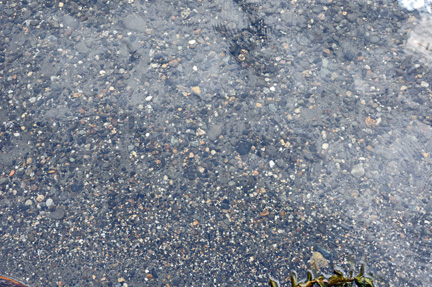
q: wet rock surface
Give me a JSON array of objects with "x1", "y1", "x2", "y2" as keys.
[{"x1": 0, "y1": 0, "x2": 431, "y2": 286}]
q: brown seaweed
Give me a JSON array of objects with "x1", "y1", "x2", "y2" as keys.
[{"x1": 269, "y1": 264, "x2": 374, "y2": 287}]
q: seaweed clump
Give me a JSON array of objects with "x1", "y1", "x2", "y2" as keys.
[
  {"x1": 214, "y1": 0, "x2": 275, "y2": 74},
  {"x1": 269, "y1": 264, "x2": 374, "y2": 287}
]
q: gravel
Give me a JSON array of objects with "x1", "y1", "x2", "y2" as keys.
[{"x1": 0, "y1": 0, "x2": 431, "y2": 286}]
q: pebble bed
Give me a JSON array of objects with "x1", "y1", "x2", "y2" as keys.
[{"x1": 0, "y1": 0, "x2": 431, "y2": 286}]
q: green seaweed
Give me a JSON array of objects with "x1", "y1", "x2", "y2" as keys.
[{"x1": 269, "y1": 264, "x2": 374, "y2": 287}]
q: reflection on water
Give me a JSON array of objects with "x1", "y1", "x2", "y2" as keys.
[
  {"x1": 406, "y1": 14, "x2": 432, "y2": 64},
  {"x1": 399, "y1": 0, "x2": 432, "y2": 13},
  {"x1": 0, "y1": 0, "x2": 431, "y2": 286}
]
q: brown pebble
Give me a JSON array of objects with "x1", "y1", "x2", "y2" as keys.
[
  {"x1": 36, "y1": 194, "x2": 44, "y2": 202},
  {"x1": 191, "y1": 86, "x2": 200, "y2": 95},
  {"x1": 280, "y1": 210, "x2": 286, "y2": 219},
  {"x1": 260, "y1": 209, "x2": 269, "y2": 216},
  {"x1": 310, "y1": 251, "x2": 329, "y2": 270},
  {"x1": 111, "y1": 118, "x2": 118, "y2": 126},
  {"x1": 365, "y1": 116, "x2": 376, "y2": 127},
  {"x1": 168, "y1": 59, "x2": 178, "y2": 67}
]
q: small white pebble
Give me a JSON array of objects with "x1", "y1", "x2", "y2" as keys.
[
  {"x1": 46, "y1": 198, "x2": 54, "y2": 207},
  {"x1": 322, "y1": 143, "x2": 329, "y2": 150},
  {"x1": 196, "y1": 128, "x2": 206, "y2": 136},
  {"x1": 269, "y1": 160, "x2": 275, "y2": 168}
]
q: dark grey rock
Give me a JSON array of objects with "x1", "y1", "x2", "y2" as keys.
[
  {"x1": 70, "y1": 183, "x2": 83, "y2": 192},
  {"x1": 49, "y1": 208, "x2": 66, "y2": 220},
  {"x1": 0, "y1": 177, "x2": 8, "y2": 185},
  {"x1": 236, "y1": 140, "x2": 252, "y2": 155}
]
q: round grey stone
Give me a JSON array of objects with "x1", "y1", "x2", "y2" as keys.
[
  {"x1": 351, "y1": 164, "x2": 365, "y2": 178},
  {"x1": 49, "y1": 208, "x2": 66, "y2": 220},
  {"x1": 208, "y1": 124, "x2": 222, "y2": 142}
]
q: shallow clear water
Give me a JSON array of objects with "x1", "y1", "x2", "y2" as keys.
[{"x1": 0, "y1": 0, "x2": 431, "y2": 286}]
